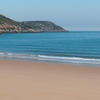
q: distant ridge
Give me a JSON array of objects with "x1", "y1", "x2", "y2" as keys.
[{"x1": 0, "y1": 14, "x2": 68, "y2": 33}]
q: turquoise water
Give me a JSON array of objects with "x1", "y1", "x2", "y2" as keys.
[{"x1": 0, "y1": 31, "x2": 100, "y2": 66}]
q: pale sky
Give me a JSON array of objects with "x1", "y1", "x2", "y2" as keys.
[{"x1": 0, "y1": 0, "x2": 100, "y2": 31}]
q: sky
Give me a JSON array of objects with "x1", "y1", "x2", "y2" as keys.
[{"x1": 0, "y1": 0, "x2": 100, "y2": 31}]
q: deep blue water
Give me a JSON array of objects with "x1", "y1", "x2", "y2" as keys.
[{"x1": 0, "y1": 31, "x2": 100, "y2": 66}]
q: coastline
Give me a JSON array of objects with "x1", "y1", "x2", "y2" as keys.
[
  {"x1": 1, "y1": 32, "x2": 100, "y2": 67},
  {"x1": 0, "y1": 59, "x2": 100, "y2": 100},
  {"x1": 0, "y1": 52, "x2": 100, "y2": 67}
]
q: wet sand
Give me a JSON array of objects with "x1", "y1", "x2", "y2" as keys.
[{"x1": 0, "y1": 60, "x2": 100, "y2": 100}]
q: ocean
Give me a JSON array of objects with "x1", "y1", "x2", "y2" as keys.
[{"x1": 0, "y1": 31, "x2": 100, "y2": 66}]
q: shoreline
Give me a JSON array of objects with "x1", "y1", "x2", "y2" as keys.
[
  {"x1": 0, "y1": 51, "x2": 100, "y2": 67},
  {"x1": 0, "y1": 59, "x2": 100, "y2": 100},
  {"x1": 0, "y1": 55, "x2": 100, "y2": 67}
]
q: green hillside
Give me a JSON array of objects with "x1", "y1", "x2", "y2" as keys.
[{"x1": 0, "y1": 14, "x2": 67, "y2": 33}]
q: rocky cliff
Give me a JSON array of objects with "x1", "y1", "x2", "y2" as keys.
[{"x1": 0, "y1": 14, "x2": 68, "y2": 33}]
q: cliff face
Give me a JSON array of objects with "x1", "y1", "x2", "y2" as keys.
[
  {"x1": 0, "y1": 14, "x2": 68, "y2": 33},
  {"x1": 0, "y1": 14, "x2": 22, "y2": 33}
]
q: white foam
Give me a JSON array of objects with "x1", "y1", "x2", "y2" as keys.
[{"x1": 0, "y1": 52, "x2": 100, "y2": 66}]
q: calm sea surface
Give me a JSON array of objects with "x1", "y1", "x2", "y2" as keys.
[{"x1": 0, "y1": 31, "x2": 100, "y2": 66}]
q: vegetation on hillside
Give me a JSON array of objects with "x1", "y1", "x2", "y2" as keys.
[{"x1": 0, "y1": 14, "x2": 67, "y2": 33}]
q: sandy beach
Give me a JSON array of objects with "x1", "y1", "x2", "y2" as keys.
[{"x1": 0, "y1": 60, "x2": 100, "y2": 100}]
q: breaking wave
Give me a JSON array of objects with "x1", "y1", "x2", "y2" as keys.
[{"x1": 0, "y1": 52, "x2": 100, "y2": 66}]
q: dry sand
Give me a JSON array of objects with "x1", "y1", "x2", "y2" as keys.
[{"x1": 0, "y1": 60, "x2": 100, "y2": 100}]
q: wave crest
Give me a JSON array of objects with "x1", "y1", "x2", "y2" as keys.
[{"x1": 0, "y1": 52, "x2": 100, "y2": 66}]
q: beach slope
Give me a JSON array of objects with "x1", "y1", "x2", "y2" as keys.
[{"x1": 0, "y1": 60, "x2": 100, "y2": 100}]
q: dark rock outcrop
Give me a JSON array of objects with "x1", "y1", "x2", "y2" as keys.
[{"x1": 0, "y1": 14, "x2": 68, "y2": 33}]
